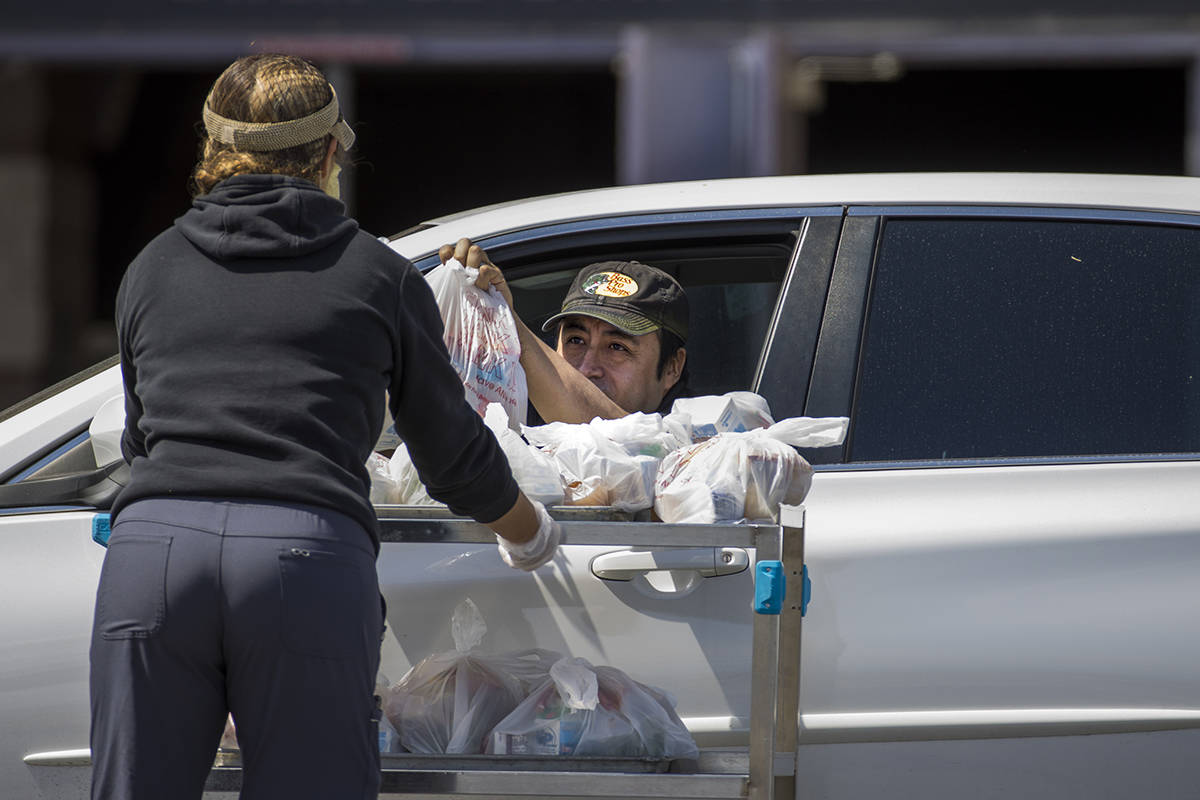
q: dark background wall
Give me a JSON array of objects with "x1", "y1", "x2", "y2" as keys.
[
  {"x1": 3, "y1": 4, "x2": 1199, "y2": 409},
  {"x1": 88, "y1": 67, "x2": 619, "y2": 321},
  {"x1": 808, "y1": 66, "x2": 1186, "y2": 175}
]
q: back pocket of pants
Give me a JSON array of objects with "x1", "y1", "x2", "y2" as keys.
[
  {"x1": 278, "y1": 547, "x2": 365, "y2": 659},
  {"x1": 97, "y1": 535, "x2": 171, "y2": 639}
]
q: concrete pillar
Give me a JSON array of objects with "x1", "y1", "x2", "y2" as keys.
[
  {"x1": 730, "y1": 32, "x2": 785, "y2": 177},
  {"x1": 617, "y1": 27, "x2": 785, "y2": 185},
  {"x1": 0, "y1": 64, "x2": 50, "y2": 409}
]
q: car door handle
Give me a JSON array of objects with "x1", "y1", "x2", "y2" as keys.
[{"x1": 590, "y1": 547, "x2": 749, "y2": 581}]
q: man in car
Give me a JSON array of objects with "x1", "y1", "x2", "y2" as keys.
[{"x1": 438, "y1": 238, "x2": 688, "y2": 425}]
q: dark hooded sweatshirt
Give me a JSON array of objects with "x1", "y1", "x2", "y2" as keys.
[{"x1": 113, "y1": 174, "x2": 518, "y2": 550}]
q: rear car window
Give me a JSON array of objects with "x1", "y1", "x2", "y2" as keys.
[{"x1": 850, "y1": 217, "x2": 1200, "y2": 461}]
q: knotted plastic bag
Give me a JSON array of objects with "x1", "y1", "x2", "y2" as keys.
[
  {"x1": 483, "y1": 403, "x2": 564, "y2": 507},
  {"x1": 655, "y1": 416, "x2": 848, "y2": 524},
  {"x1": 670, "y1": 391, "x2": 775, "y2": 440},
  {"x1": 487, "y1": 657, "x2": 699, "y2": 761},
  {"x1": 387, "y1": 445, "x2": 443, "y2": 506},
  {"x1": 367, "y1": 452, "x2": 398, "y2": 505},
  {"x1": 585, "y1": 412, "x2": 692, "y2": 459},
  {"x1": 522, "y1": 414, "x2": 689, "y2": 511},
  {"x1": 365, "y1": 448, "x2": 443, "y2": 506},
  {"x1": 424, "y1": 258, "x2": 528, "y2": 430},
  {"x1": 384, "y1": 599, "x2": 559, "y2": 754}
]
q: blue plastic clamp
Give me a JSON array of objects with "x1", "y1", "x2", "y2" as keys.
[
  {"x1": 801, "y1": 564, "x2": 812, "y2": 617},
  {"x1": 753, "y1": 560, "x2": 786, "y2": 615},
  {"x1": 92, "y1": 513, "x2": 111, "y2": 548}
]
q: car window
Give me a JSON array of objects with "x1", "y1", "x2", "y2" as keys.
[
  {"x1": 507, "y1": 243, "x2": 790, "y2": 396},
  {"x1": 849, "y1": 217, "x2": 1200, "y2": 461}
]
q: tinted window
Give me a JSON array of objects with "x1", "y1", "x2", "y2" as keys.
[{"x1": 851, "y1": 218, "x2": 1200, "y2": 461}]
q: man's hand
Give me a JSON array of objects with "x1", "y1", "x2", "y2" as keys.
[
  {"x1": 439, "y1": 238, "x2": 513, "y2": 308},
  {"x1": 436, "y1": 237, "x2": 627, "y2": 424}
]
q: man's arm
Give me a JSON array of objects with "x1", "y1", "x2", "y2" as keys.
[{"x1": 438, "y1": 239, "x2": 626, "y2": 424}]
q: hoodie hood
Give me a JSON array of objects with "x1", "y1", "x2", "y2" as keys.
[{"x1": 176, "y1": 174, "x2": 359, "y2": 260}]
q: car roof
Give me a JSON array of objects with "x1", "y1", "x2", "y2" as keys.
[{"x1": 387, "y1": 172, "x2": 1200, "y2": 261}]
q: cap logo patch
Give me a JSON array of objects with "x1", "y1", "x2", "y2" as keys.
[{"x1": 582, "y1": 271, "x2": 639, "y2": 298}]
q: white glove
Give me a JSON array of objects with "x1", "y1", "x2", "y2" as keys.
[{"x1": 496, "y1": 500, "x2": 561, "y2": 571}]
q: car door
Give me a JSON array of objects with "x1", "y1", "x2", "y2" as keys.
[
  {"x1": 374, "y1": 208, "x2": 842, "y2": 746},
  {"x1": 783, "y1": 209, "x2": 1200, "y2": 798},
  {"x1": 0, "y1": 359, "x2": 125, "y2": 800}
]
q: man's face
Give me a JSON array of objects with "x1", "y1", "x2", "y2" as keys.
[{"x1": 556, "y1": 316, "x2": 683, "y2": 413}]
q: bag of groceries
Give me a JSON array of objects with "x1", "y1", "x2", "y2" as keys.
[
  {"x1": 365, "y1": 448, "x2": 443, "y2": 506},
  {"x1": 522, "y1": 415, "x2": 684, "y2": 511},
  {"x1": 367, "y1": 452, "x2": 398, "y2": 505},
  {"x1": 585, "y1": 412, "x2": 692, "y2": 460},
  {"x1": 670, "y1": 391, "x2": 775, "y2": 440},
  {"x1": 488, "y1": 657, "x2": 699, "y2": 761},
  {"x1": 384, "y1": 600, "x2": 558, "y2": 754},
  {"x1": 483, "y1": 404, "x2": 565, "y2": 507},
  {"x1": 655, "y1": 416, "x2": 848, "y2": 524},
  {"x1": 424, "y1": 258, "x2": 528, "y2": 430}
]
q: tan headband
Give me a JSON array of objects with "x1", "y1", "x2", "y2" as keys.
[{"x1": 202, "y1": 86, "x2": 356, "y2": 152}]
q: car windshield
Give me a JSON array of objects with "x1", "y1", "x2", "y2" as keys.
[{"x1": 0, "y1": 355, "x2": 119, "y2": 425}]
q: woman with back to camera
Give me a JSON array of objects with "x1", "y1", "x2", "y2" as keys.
[{"x1": 90, "y1": 53, "x2": 559, "y2": 800}]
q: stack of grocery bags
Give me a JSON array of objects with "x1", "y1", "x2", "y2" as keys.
[
  {"x1": 371, "y1": 390, "x2": 847, "y2": 524},
  {"x1": 378, "y1": 600, "x2": 699, "y2": 760}
]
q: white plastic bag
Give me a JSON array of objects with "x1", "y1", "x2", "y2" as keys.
[
  {"x1": 521, "y1": 413, "x2": 692, "y2": 511},
  {"x1": 655, "y1": 416, "x2": 849, "y2": 524},
  {"x1": 483, "y1": 403, "x2": 565, "y2": 506},
  {"x1": 366, "y1": 447, "x2": 443, "y2": 506},
  {"x1": 670, "y1": 391, "x2": 775, "y2": 440},
  {"x1": 367, "y1": 452, "x2": 399, "y2": 504},
  {"x1": 584, "y1": 412, "x2": 692, "y2": 459},
  {"x1": 387, "y1": 444, "x2": 444, "y2": 506},
  {"x1": 425, "y1": 258, "x2": 528, "y2": 430},
  {"x1": 384, "y1": 599, "x2": 559, "y2": 754},
  {"x1": 488, "y1": 657, "x2": 699, "y2": 760},
  {"x1": 523, "y1": 419, "x2": 653, "y2": 510}
]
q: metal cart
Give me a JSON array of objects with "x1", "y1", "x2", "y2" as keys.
[{"x1": 206, "y1": 505, "x2": 807, "y2": 800}]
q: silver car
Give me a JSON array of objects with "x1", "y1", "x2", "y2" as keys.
[{"x1": 4, "y1": 172, "x2": 1199, "y2": 799}]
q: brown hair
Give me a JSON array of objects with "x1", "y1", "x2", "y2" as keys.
[{"x1": 190, "y1": 54, "x2": 341, "y2": 197}]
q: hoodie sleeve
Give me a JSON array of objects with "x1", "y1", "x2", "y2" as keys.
[
  {"x1": 388, "y1": 265, "x2": 519, "y2": 524},
  {"x1": 115, "y1": 266, "x2": 148, "y2": 463}
]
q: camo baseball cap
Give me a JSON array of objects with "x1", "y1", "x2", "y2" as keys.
[{"x1": 541, "y1": 260, "x2": 689, "y2": 342}]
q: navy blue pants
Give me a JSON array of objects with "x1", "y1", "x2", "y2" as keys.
[{"x1": 90, "y1": 497, "x2": 384, "y2": 800}]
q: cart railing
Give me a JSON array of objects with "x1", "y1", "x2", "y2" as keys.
[{"x1": 206, "y1": 506, "x2": 806, "y2": 800}]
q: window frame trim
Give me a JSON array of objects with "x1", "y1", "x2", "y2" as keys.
[
  {"x1": 411, "y1": 206, "x2": 844, "y2": 272},
  {"x1": 849, "y1": 204, "x2": 1200, "y2": 227}
]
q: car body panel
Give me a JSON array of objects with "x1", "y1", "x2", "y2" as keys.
[
  {"x1": 4, "y1": 173, "x2": 1200, "y2": 798},
  {"x1": 0, "y1": 512, "x2": 102, "y2": 800}
]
